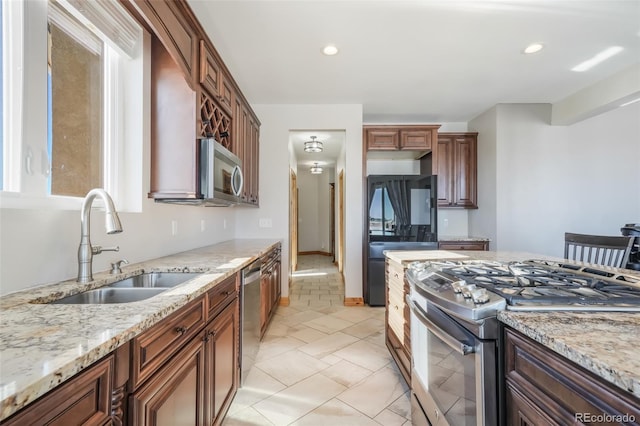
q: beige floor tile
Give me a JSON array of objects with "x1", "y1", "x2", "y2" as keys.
[
  {"x1": 302, "y1": 315, "x2": 353, "y2": 334},
  {"x1": 341, "y1": 318, "x2": 386, "y2": 339},
  {"x1": 288, "y1": 325, "x2": 329, "y2": 343},
  {"x1": 337, "y1": 367, "x2": 409, "y2": 418},
  {"x1": 297, "y1": 331, "x2": 359, "y2": 359},
  {"x1": 373, "y1": 408, "x2": 408, "y2": 426},
  {"x1": 387, "y1": 391, "x2": 412, "y2": 420},
  {"x1": 320, "y1": 359, "x2": 373, "y2": 388},
  {"x1": 253, "y1": 374, "x2": 346, "y2": 425},
  {"x1": 290, "y1": 398, "x2": 380, "y2": 426},
  {"x1": 255, "y1": 349, "x2": 330, "y2": 386},
  {"x1": 329, "y1": 306, "x2": 382, "y2": 323},
  {"x1": 255, "y1": 335, "x2": 306, "y2": 363},
  {"x1": 332, "y1": 339, "x2": 393, "y2": 371},
  {"x1": 222, "y1": 406, "x2": 275, "y2": 425},
  {"x1": 229, "y1": 367, "x2": 287, "y2": 414}
]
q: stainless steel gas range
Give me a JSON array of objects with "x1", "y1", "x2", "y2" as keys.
[{"x1": 405, "y1": 259, "x2": 640, "y2": 426}]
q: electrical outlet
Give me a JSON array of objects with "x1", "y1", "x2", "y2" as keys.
[
  {"x1": 171, "y1": 220, "x2": 178, "y2": 236},
  {"x1": 200, "y1": 219, "x2": 206, "y2": 232},
  {"x1": 223, "y1": 219, "x2": 227, "y2": 229},
  {"x1": 259, "y1": 218, "x2": 273, "y2": 228}
]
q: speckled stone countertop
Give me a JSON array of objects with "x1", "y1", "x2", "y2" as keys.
[
  {"x1": 0, "y1": 238, "x2": 280, "y2": 421},
  {"x1": 384, "y1": 249, "x2": 640, "y2": 398},
  {"x1": 438, "y1": 235, "x2": 491, "y2": 242}
]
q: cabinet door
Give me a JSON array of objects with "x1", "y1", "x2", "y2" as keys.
[
  {"x1": 130, "y1": 336, "x2": 206, "y2": 426},
  {"x1": 199, "y1": 41, "x2": 233, "y2": 117},
  {"x1": 365, "y1": 129, "x2": 399, "y2": 150},
  {"x1": 248, "y1": 117, "x2": 260, "y2": 205},
  {"x1": 260, "y1": 271, "x2": 271, "y2": 337},
  {"x1": 399, "y1": 129, "x2": 433, "y2": 150},
  {"x1": 453, "y1": 135, "x2": 477, "y2": 207},
  {"x1": 204, "y1": 300, "x2": 239, "y2": 426},
  {"x1": 2, "y1": 356, "x2": 113, "y2": 426},
  {"x1": 436, "y1": 135, "x2": 455, "y2": 206}
]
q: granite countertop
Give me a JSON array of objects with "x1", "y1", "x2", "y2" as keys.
[
  {"x1": 0, "y1": 238, "x2": 280, "y2": 421},
  {"x1": 438, "y1": 235, "x2": 491, "y2": 242},
  {"x1": 384, "y1": 249, "x2": 640, "y2": 399}
]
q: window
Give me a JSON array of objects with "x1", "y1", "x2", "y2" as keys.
[
  {"x1": 369, "y1": 186, "x2": 396, "y2": 236},
  {"x1": 1, "y1": 0, "x2": 144, "y2": 210}
]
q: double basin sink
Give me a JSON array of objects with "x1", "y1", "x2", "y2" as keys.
[{"x1": 50, "y1": 272, "x2": 202, "y2": 304}]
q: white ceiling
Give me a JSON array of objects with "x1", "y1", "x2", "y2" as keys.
[{"x1": 187, "y1": 0, "x2": 640, "y2": 165}]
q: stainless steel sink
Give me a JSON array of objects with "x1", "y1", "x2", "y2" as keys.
[
  {"x1": 49, "y1": 272, "x2": 201, "y2": 304},
  {"x1": 50, "y1": 287, "x2": 166, "y2": 304},
  {"x1": 107, "y1": 272, "x2": 201, "y2": 288}
]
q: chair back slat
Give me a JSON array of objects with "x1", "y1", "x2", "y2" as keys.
[{"x1": 564, "y1": 232, "x2": 633, "y2": 268}]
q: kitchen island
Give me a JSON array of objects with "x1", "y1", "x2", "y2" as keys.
[
  {"x1": 0, "y1": 238, "x2": 280, "y2": 422},
  {"x1": 383, "y1": 249, "x2": 640, "y2": 401}
]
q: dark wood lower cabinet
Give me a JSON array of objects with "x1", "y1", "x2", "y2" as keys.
[
  {"x1": 505, "y1": 327, "x2": 640, "y2": 426},
  {"x1": 130, "y1": 335, "x2": 206, "y2": 426},
  {"x1": 1, "y1": 355, "x2": 114, "y2": 426},
  {"x1": 206, "y1": 300, "x2": 239, "y2": 426}
]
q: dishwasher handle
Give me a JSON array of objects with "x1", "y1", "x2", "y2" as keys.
[{"x1": 243, "y1": 260, "x2": 262, "y2": 284}]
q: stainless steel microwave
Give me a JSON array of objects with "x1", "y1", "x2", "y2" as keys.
[{"x1": 200, "y1": 138, "x2": 243, "y2": 206}]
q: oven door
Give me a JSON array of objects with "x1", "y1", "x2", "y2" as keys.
[{"x1": 408, "y1": 295, "x2": 498, "y2": 426}]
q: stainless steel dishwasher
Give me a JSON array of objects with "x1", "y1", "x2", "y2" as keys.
[{"x1": 241, "y1": 259, "x2": 262, "y2": 385}]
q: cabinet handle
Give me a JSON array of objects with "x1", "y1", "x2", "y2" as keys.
[
  {"x1": 175, "y1": 326, "x2": 187, "y2": 335},
  {"x1": 202, "y1": 330, "x2": 214, "y2": 342},
  {"x1": 394, "y1": 305, "x2": 399, "y2": 311},
  {"x1": 222, "y1": 290, "x2": 232, "y2": 296}
]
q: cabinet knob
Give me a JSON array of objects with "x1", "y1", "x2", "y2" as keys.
[{"x1": 175, "y1": 326, "x2": 187, "y2": 335}]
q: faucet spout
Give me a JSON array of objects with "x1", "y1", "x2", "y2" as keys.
[{"x1": 77, "y1": 189, "x2": 123, "y2": 283}]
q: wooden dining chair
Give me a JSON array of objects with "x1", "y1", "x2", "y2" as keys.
[{"x1": 564, "y1": 232, "x2": 634, "y2": 268}]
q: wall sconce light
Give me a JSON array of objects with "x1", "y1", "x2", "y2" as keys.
[
  {"x1": 304, "y1": 136, "x2": 323, "y2": 153},
  {"x1": 310, "y1": 162, "x2": 323, "y2": 174}
]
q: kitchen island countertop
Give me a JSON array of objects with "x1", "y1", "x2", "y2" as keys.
[
  {"x1": 384, "y1": 249, "x2": 640, "y2": 399},
  {"x1": 0, "y1": 238, "x2": 280, "y2": 421}
]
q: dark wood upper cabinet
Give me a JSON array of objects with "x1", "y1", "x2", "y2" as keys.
[
  {"x1": 122, "y1": 0, "x2": 260, "y2": 204},
  {"x1": 437, "y1": 133, "x2": 477, "y2": 208},
  {"x1": 364, "y1": 125, "x2": 439, "y2": 151}
]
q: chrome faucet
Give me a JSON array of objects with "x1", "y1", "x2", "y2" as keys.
[{"x1": 77, "y1": 189, "x2": 123, "y2": 283}]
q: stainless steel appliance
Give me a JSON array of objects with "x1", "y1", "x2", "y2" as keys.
[
  {"x1": 365, "y1": 174, "x2": 438, "y2": 305},
  {"x1": 240, "y1": 259, "x2": 261, "y2": 385},
  {"x1": 406, "y1": 259, "x2": 640, "y2": 426},
  {"x1": 200, "y1": 137, "x2": 244, "y2": 206},
  {"x1": 621, "y1": 223, "x2": 640, "y2": 270}
]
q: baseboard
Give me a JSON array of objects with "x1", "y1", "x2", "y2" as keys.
[
  {"x1": 298, "y1": 251, "x2": 332, "y2": 257},
  {"x1": 344, "y1": 297, "x2": 365, "y2": 307},
  {"x1": 279, "y1": 297, "x2": 290, "y2": 306}
]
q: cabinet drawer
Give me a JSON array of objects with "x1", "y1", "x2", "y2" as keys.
[
  {"x1": 206, "y1": 274, "x2": 238, "y2": 320},
  {"x1": 505, "y1": 328, "x2": 640, "y2": 423},
  {"x1": 400, "y1": 129, "x2": 433, "y2": 150},
  {"x1": 2, "y1": 355, "x2": 113, "y2": 426},
  {"x1": 439, "y1": 241, "x2": 488, "y2": 251},
  {"x1": 132, "y1": 296, "x2": 206, "y2": 389}
]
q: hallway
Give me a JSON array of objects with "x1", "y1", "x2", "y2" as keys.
[{"x1": 223, "y1": 254, "x2": 411, "y2": 425}]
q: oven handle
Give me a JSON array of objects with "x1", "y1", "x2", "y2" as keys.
[{"x1": 407, "y1": 296, "x2": 476, "y2": 356}]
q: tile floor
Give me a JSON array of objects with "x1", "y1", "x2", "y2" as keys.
[{"x1": 223, "y1": 255, "x2": 411, "y2": 425}]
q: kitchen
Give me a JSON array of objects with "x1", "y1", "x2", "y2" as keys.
[{"x1": 1, "y1": 0, "x2": 639, "y2": 425}]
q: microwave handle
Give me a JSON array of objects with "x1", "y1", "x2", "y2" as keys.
[
  {"x1": 231, "y1": 165, "x2": 244, "y2": 197},
  {"x1": 406, "y1": 295, "x2": 476, "y2": 355}
]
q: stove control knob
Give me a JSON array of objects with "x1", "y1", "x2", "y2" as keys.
[
  {"x1": 451, "y1": 280, "x2": 467, "y2": 294},
  {"x1": 471, "y1": 288, "x2": 490, "y2": 304},
  {"x1": 461, "y1": 284, "x2": 477, "y2": 299}
]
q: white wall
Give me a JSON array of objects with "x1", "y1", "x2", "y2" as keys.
[
  {"x1": 235, "y1": 104, "x2": 364, "y2": 300},
  {"x1": 469, "y1": 102, "x2": 640, "y2": 257},
  {"x1": 297, "y1": 167, "x2": 333, "y2": 253},
  {"x1": 0, "y1": 201, "x2": 237, "y2": 296}
]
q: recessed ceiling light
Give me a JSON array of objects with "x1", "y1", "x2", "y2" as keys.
[
  {"x1": 322, "y1": 45, "x2": 339, "y2": 56},
  {"x1": 571, "y1": 46, "x2": 624, "y2": 72},
  {"x1": 523, "y1": 43, "x2": 544, "y2": 54}
]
